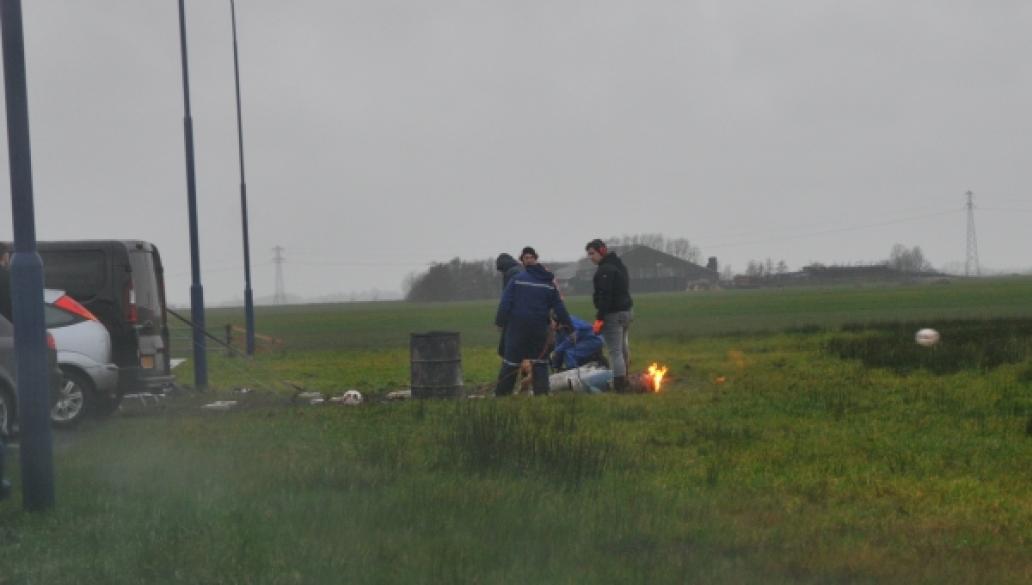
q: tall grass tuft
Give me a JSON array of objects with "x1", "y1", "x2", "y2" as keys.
[
  {"x1": 827, "y1": 318, "x2": 1032, "y2": 374},
  {"x1": 1016, "y1": 363, "x2": 1032, "y2": 385},
  {"x1": 440, "y1": 397, "x2": 613, "y2": 487}
]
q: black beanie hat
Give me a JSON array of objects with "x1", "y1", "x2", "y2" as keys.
[{"x1": 520, "y1": 246, "x2": 538, "y2": 259}]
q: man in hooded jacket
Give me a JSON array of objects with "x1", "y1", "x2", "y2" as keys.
[
  {"x1": 494, "y1": 253, "x2": 523, "y2": 357},
  {"x1": 494, "y1": 247, "x2": 572, "y2": 396},
  {"x1": 495, "y1": 253, "x2": 522, "y2": 289}
]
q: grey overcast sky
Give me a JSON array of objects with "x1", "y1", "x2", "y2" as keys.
[{"x1": 2, "y1": 1, "x2": 1030, "y2": 305}]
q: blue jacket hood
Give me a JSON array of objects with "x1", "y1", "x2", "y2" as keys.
[{"x1": 524, "y1": 264, "x2": 555, "y2": 283}]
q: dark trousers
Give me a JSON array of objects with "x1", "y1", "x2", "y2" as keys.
[
  {"x1": 0, "y1": 436, "x2": 10, "y2": 500},
  {"x1": 497, "y1": 325, "x2": 507, "y2": 358},
  {"x1": 495, "y1": 319, "x2": 551, "y2": 396}
]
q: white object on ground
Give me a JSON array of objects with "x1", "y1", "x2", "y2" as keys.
[
  {"x1": 328, "y1": 390, "x2": 364, "y2": 405},
  {"x1": 123, "y1": 392, "x2": 166, "y2": 406},
  {"x1": 170, "y1": 358, "x2": 187, "y2": 369},
  {"x1": 201, "y1": 400, "x2": 238, "y2": 411},
  {"x1": 548, "y1": 364, "x2": 613, "y2": 393},
  {"x1": 915, "y1": 328, "x2": 941, "y2": 347}
]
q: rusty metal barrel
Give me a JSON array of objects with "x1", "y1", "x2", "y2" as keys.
[{"x1": 410, "y1": 331, "x2": 463, "y2": 398}]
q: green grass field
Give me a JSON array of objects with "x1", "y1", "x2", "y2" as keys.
[{"x1": 3, "y1": 278, "x2": 1031, "y2": 584}]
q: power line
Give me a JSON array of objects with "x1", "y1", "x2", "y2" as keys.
[
  {"x1": 288, "y1": 259, "x2": 430, "y2": 268},
  {"x1": 166, "y1": 263, "x2": 269, "y2": 279},
  {"x1": 165, "y1": 259, "x2": 423, "y2": 279},
  {"x1": 698, "y1": 208, "x2": 962, "y2": 251},
  {"x1": 980, "y1": 207, "x2": 1032, "y2": 214}
]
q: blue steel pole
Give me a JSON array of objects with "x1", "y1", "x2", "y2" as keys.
[
  {"x1": 230, "y1": 0, "x2": 255, "y2": 356},
  {"x1": 177, "y1": 0, "x2": 208, "y2": 389},
  {"x1": 0, "y1": 0, "x2": 55, "y2": 510}
]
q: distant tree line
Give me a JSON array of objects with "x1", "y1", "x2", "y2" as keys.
[
  {"x1": 403, "y1": 233, "x2": 705, "y2": 302},
  {"x1": 403, "y1": 258, "x2": 498, "y2": 302},
  {"x1": 803, "y1": 245, "x2": 933, "y2": 274},
  {"x1": 886, "y1": 244, "x2": 932, "y2": 273},
  {"x1": 606, "y1": 233, "x2": 701, "y2": 264},
  {"x1": 733, "y1": 244, "x2": 932, "y2": 282},
  {"x1": 743, "y1": 258, "x2": 790, "y2": 278}
]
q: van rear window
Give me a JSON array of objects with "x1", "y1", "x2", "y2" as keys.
[
  {"x1": 40, "y1": 250, "x2": 108, "y2": 298},
  {"x1": 130, "y1": 250, "x2": 162, "y2": 325}
]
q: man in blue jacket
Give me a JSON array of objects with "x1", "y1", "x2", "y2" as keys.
[{"x1": 494, "y1": 247, "x2": 572, "y2": 396}]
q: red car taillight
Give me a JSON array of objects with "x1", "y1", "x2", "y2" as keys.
[
  {"x1": 124, "y1": 280, "x2": 138, "y2": 324},
  {"x1": 46, "y1": 332, "x2": 56, "y2": 350},
  {"x1": 54, "y1": 294, "x2": 98, "y2": 321}
]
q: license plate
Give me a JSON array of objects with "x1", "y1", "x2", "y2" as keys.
[{"x1": 140, "y1": 355, "x2": 155, "y2": 369}]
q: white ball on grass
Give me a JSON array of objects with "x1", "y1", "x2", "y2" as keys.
[{"x1": 915, "y1": 328, "x2": 940, "y2": 347}]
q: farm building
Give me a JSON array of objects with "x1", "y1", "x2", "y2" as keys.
[{"x1": 550, "y1": 245, "x2": 718, "y2": 295}]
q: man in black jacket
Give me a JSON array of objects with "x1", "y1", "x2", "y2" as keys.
[{"x1": 586, "y1": 239, "x2": 634, "y2": 392}]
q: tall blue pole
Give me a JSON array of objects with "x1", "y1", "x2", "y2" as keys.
[
  {"x1": 177, "y1": 0, "x2": 208, "y2": 389},
  {"x1": 230, "y1": 0, "x2": 255, "y2": 356},
  {"x1": 1, "y1": 0, "x2": 55, "y2": 510}
]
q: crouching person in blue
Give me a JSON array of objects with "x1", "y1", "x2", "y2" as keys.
[
  {"x1": 494, "y1": 247, "x2": 572, "y2": 396},
  {"x1": 550, "y1": 315, "x2": 606, "y2": 371}
]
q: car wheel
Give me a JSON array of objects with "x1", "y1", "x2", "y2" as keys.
[
  {"x1": 0, "y1": 387, "x2": 13, "y2": 437},
  {"x1": 51, "y1": 369, "x2": 94, "y2": 428}
]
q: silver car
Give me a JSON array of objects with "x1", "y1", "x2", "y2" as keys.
[
  {"x1": 0, "y1": 314, "x2": 64, "y2": 437},
  {"x1": 45, "y1": 289, "x2": 119, "y2": 426}
]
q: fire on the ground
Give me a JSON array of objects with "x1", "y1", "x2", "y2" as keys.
[{"x1": 640, "y1": 362, "x2": 669, "y2": 392}]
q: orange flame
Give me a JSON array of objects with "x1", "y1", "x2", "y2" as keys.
[{"x1": 646, "y1": 362, "x2": 669, "y2": 392}]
